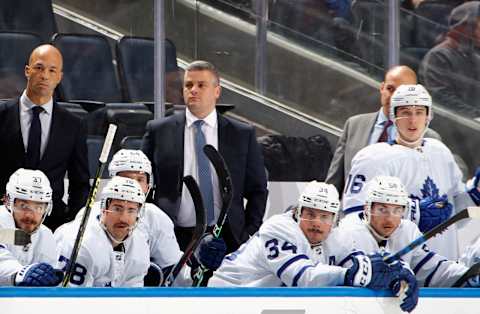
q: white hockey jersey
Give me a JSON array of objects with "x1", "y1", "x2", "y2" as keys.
[
  {"x1": 54, "y1": 215, "x2": 150, "y2": 287},
  {"x1": 76, "y1": 202, "x2": 182, "y2": 269},
  {"x1": 339, "y1": 213, "x2": 468, "y2": 287},
  {"x1": 0, "y1": 206, "x2": 57, "y2": 286},
  {"x1": 343, "y1": 139, "x2": 474, "y2": 260},
  {"x1": 459, "y1": 237, "x2": 480, "y2": 267},
  {"x1": 208, "y1": 212, "x2": 358, "y2": 287}
]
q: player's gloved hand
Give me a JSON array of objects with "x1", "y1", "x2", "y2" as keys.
[
  {"x1": 389, "y1": 260, "x2": 419, "y2": 313},
  {"x1": 419, "y1": 194, "x2": 453, "y2": 232},
  {"x1": 344, "y1": 253, "x2": 393, "y2": 290},
  {"x1": 144, "y1": 262, "x2": 163, "y2": 287},
  {"x1": 13, "y1": 263, "x2": 64, "y2": 287},
  {"x1": 467, "y1": 167, "x2": 480, "y2": 205},
  {"x1": 194, "y1": 234, "x2": 227, "y2": 271}
]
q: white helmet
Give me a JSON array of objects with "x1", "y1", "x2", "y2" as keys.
[
  {"x1": 364, "y1": 176, "x2": 409, "y2": 238},
  {"x1": 108, "y1": 149, "x2": 152, "y2": 190},
  {"x1": 100, "y1": 176, "x2": 146, "y2": 217},
  {"x1": 6, "y1": 168, "x2": 53, "y2": 227},
  {"x1": 296, "y1": 181, "x2": 340, "y2": 221},
  {"x1": 389, "y1": 84, "x2": 433, "y2": 123}
]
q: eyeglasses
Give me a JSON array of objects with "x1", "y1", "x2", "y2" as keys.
[
  {"x1": 104, "y1": 205, "x2": 140, "y2": 216},
  {"x1": 370, "y1": 206, "x2": 405, "y2": 217},
  {"x1": 300, "y1": 210, "x2": 335, "y2": 225},
  {"x1": 14, "y1": 202, "x2": 47, "y2": 214}
]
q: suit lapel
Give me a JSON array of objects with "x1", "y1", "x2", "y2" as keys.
[
  {"x1": 175, "y1": 113, "x2": 186, "y2": 179},
  {"x1": 6, "y1": 100, "x2": 26, "y2": 159},
  {"x1": 217, "y1": 114, "x2": 232, "y2": 164},
  {"x1": 361, "y1": 112, "x2": 379, "y2": 146}
]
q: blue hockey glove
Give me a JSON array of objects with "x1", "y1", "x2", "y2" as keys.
[
  {"x1": 14, "y1": 263, "x2": 64, "y2": 287},
  {"x1": 389, "y1": 260, "x2": 419, "y2": 313},
  {"x1": 344, "y1": 253, "x2": 393, "y2": 290},
  {"x1": 194, "y1": 234, "x2": 227, "y2": 271},
  {"x1": 464, "y1": 274, "x2": 480, "y2": 287},
  {"x1": 467, "y1": 167, "x2": 480, "y2": 205},
  {"x1": 419, "y1": 194, "x2": 453, "y2": 232}
]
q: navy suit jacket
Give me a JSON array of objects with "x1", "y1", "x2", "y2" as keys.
[
  {"x1": 0, "y1": 99, "x2": 90, "y2": 229},
  {"x1": 142, "y1": 112, "x2": 268, "y2": 247}
]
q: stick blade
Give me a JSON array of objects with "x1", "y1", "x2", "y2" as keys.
[{"x1": 467, "y1": 206, "x2": 480, "y2": 219}]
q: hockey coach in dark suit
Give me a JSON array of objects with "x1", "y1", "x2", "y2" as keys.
[
  {"x1": 0, "y1": 44, "x2": 90, "y2": 231},
  {"x1": 142, "y1": 60, "x2": 268, "y2": 253}
]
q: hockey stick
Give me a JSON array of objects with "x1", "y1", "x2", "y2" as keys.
[
  {"x1": 453, "y1": 261, "x2": 480, "y2": 287},
  {"x1": 0, "y1": 229, "x2": 30, "y2": 246},
  {"x1": 384, "y1": 206, "x2": 480, "y2": 264},
  {"x1": 163, "y1": 175, "x2": 207, "y2": 287},
  {"x1": 192, "y1": 144, "x2": 233, "y2": 287},
  {"x1": 61, "y1": 124, "x2": 117, "y2": 287}
]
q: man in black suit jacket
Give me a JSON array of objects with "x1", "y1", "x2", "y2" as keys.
[
  {"x1": 0, "y1": 44, "x2": 90, "y2": 231},
  {"x1": 142, "y1": 60, "x2": 268, "y2": 253}
]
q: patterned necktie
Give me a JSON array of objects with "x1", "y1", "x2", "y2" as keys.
[
  {"x1": 378, "y1": 120, "x2": 393, "y2": 143},
  {"x1": 193, "y1": 120, "x2": 215, "y2": 225},
  {"x1": 25, "y1": 106, "x2": 44, "y2": 169}
]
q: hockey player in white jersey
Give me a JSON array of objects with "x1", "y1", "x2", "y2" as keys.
[
  {"x1": 209, "y1": 181, "x2": 416, "y2": 305},
  {"x1": 340, "y1": 176, "x2": 475, "y2": 294},
  {"x1": 342, "y1": 84, "x2": 480, "y2": 260},
  {"x1": 71, "y1": 149, "x2": 226, "y2": 286},
  {"x1": 55, "y1": 176, "x2": 150, "y2": 287},
  {"x1": 0, "y1": 168, "x2": 63, "y2": 286}
]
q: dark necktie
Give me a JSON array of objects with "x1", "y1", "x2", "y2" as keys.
[
  {"x1": 378, "y1": 120, "x2": 393, "y2": 143},
  {"x1": 193, "y1": 120, "x2": 215, "y2": 225},
  {"x1": 25, "y1": 106, "x2": 43, "y2": 169}
]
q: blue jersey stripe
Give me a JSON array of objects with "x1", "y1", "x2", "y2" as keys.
[
  {"x1": 343, "y1": 206, "x2": 364, "y2": 214},
  {"x1": 413, "y1": 252, "x2": 435, "y2": 274},
  {"x1": 276, "y1": 254, "x2": 309, "y2": 279},
  {"x1": 292, "y1": 265, "x2": 314, "y2": 287},
  {"x1": 425, "y1": 259, "x2": 447, "y2": 287}
]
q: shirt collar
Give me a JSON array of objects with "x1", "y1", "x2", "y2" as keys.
[
  {"x1": 376, "y1": 109, "x2": 389, "y2": 126},
  {"x1": 20, "y1": 90, "x2": 53, "y2": 115},
  {"x1": 185, "y1": 107, "x2": 217, "y2": 128}
]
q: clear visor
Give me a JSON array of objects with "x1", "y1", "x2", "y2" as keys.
[
  {"x1": 13, "y1": 200, "x2": 48, "y2": 214},
  {"x1": 104, "y1": 201, "x2": 141, "y2": 216},
  {"x1": 299, "y1": 207, "x2": 335, "y2": 225},
  {"x1": 370, "y1": 205, "x2": 405, "y2": 217}
]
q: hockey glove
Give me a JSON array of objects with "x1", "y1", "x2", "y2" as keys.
[
  {"x1": 418, "y1": 194, "x2": 453, "y2": 232},
  {"x1": 194, "y1": 234, "x2": 227, "y2": 271},
  {"x1": 344, "y1": 253, "x2": 393, "y2": 290},
  {"x1": 389, "y1": 261, "x2": 419, "y2": 313},
  {"x1": 144, "y1": 262, "x2": 163, "y2": 287},
  {"x1": 13, "y1": 263, "x2": 64, "y2": 287},
  {"x1": 467, "y1": 167, "x2": 480, "y2": 205}
]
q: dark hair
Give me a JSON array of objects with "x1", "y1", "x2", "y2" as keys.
[{"x1": 185, "y1": 60, "x2": 220, "y2": 85}]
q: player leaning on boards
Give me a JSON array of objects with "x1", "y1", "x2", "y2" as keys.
[
  {"x1": 55, "y1": 176, "x2": 149, "y2": 287},
  {"x1": 70, "y1": 149, "x2": 226, "y2": 286},
  {"x1": 342, "y1": 84, "x2": 480, "y2": 260},
  {"x1": 340, "y1": 176, "x2": 480, "y2": 309},
  {"x1": 209, "y1": 181, "x2": 416, "y2": 311},
  {"x1": 0, "y1": 168, "x2": 63, "y2": 286}
]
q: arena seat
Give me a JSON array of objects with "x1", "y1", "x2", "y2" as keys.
[{"x1": 52, "y1": 33, "x2": 122, "y2": 103}]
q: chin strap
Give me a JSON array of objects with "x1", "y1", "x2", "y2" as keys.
[{"x1": 393, "y1": 117, "x2": 429, "y2": 149}]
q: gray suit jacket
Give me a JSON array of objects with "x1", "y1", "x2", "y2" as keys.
[{"x1": 326, "y1": 111, "x2": 441, "y2": 194}]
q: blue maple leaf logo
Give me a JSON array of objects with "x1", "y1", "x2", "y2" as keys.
[{"x1": 420, "y1": 177, "x2": 440, "y2": 199}]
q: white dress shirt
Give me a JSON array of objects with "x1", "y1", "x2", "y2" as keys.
[
  {"x1": 368, "y1": 109, "x2": 396, "y2": 144},
  {"x1": 19, "y1": 90, "x2": 53, "y2": 158},
  {"x1": 177, "y1": 108, "x2": 221, "y2": 227}
]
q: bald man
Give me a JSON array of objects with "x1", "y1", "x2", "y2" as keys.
[
  {"x1": 0, "y1": 44, "x2": 90, "y2": 231},
  {"x1": 326, "y1": 65, "x2": 440, "y2": 194}
]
